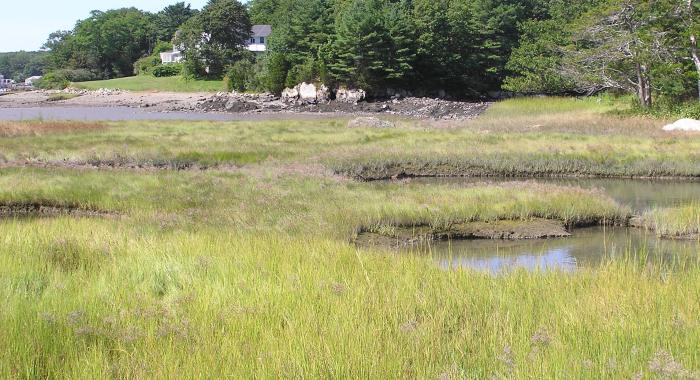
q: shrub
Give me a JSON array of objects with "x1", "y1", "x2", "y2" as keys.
[
  {"x1": 629, "y1": 96, "x2": 700, "y2": 120},
  {"x1": 35, "y1": 71, "x2": 70, "y2": 90},
  {"x1": 153, "y1": 41, "x2": 174, "y2": 55},
  {"x1": 37, "y1": 68, "x2": 98, "y2": 88},
  {"x1": 59, "y1": 69, "x2": 98, "y2": 82},
  {"x1": 285, "y1": 58, "x2": 319, "y2": 88},
  {"x1": 152, "y1": 64, "x2": 182, "y2": 77},
  {"x1": 262, "y1": 52, "x2": 289, "y2": 95},
  {"x1": 225, "y1": 60, "x2": 255, "y2": 92},
  {"x1": 134, "y1": 55, "x2": 162, "y2": 75}
]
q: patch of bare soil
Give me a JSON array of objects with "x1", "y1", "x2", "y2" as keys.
[
  {"x1": 355, "y1": 218, "x2": 571, "y2": 249},
  {"x1": 0, "y1": 201, "x2": 118, "y2": 219},
  {"x1": 0, "y1": 121, "x2": 106, "y2": 137}
]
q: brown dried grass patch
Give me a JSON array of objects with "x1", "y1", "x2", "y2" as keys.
[{"x1": 0, "y1": 121, "x2": 106, "y2": 137}]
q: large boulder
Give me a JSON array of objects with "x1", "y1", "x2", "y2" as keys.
[
  {"x1": 336, "y1": 88, "x2": 366, "y2": 104},
  {"x1": 347, "y1": 117, "x2": 395, "y2": 129},
  {"x1": 298, "y1": 82, "x2": 317, "y2": 103},
  {"x1": 662, "y1": 118, "x2": 700, "y2": 132},
  {"x1": 281, "y1": 82, "x2": 329, "y2": 104},
  {"x1": 281, "y1": 87, "x2": 299, "y2": 103}
]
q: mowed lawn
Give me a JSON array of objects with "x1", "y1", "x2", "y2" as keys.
[
  {"x1": 1, "y1": 97, "x2": 699, "y2": 378},
  {"x1": 73, "y1": 75, "x2": 226, "y2": 92}
]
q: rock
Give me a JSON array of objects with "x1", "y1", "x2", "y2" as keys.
[
  {"x1": 347, "y1": 117, "x2": 394, "y2": 129},
  {"x1": 281, "y1": 82, "x2": 329, "y2": 104},
  {"x1": 336, "y1": 88, "x2": 366, "y2": 104},
  {"x1": 281, "y1": 87, "x2": 299, "y2": 103},
  {"x1": 298, "y1": 82, "x2": 318, "y2": 104},
  {"x1": 316, "y1": 84, "x2": 330, "y2": 104},
  {"x1": 662, "y1": 118, "x2": 700, "y2": 132}
]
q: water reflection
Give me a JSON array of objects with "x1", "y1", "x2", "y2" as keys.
[
  {"x1": 403, "y1": 177, "x2": 700, "y2": 211},
  {"x1": 424, "y1": 227, "x2": 699, "y2": 273},
  {"x1": 373, "y1": 177, "x2": 700, "y2": 272}
]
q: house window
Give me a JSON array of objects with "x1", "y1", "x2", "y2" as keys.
[
  {"x1": 250, "y1": 38, "x2": 255, "y2": 44},
  {"x1": 259, "y1": 37, "x2": 265, "y2": 44}
]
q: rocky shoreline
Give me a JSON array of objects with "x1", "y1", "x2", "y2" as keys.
[{"x1": 0, "y1": 88, "x2": 491, "y2": 120}]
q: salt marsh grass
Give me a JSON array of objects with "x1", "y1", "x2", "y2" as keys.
[
  {"x1": 1, "y1": 96, "x2": 699, "y2": 378},
  {"x1": 1, "y1": 220, "x2": 699, "y2": 378}
]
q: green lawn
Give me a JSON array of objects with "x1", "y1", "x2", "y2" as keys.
[
  {"x1": 1, "y1": 97, "x2": 699, "y2": 378},
  {"x1": 73, "y1": 75, "x2": 226, "y2": 92}
]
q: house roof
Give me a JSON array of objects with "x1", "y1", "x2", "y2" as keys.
[{"x1": 251, "y1": 25, "x2": 272, "y2": 37}]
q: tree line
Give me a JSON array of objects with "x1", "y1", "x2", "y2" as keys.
[
  {"x1": 32, "y1": 0, "x2": 700, "y2": 107},
  {"x1": 0, "y1": 51, "x2": 48, "y2": 81}
]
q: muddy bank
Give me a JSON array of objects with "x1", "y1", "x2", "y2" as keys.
[
  {"x1": 355, "y1": 219, "x2": 573, "y2": 249},
  {"x1": 0, "y1": 90, "x2": 490, "y2": 120},
  {"x1": 0, "y1": 201, "x2": 118, "y2": 219}
]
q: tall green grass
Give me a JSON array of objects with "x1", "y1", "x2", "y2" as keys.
[
  {"x1": 1, "y1": 219, "x2": 699, "y2": 378},
  {"x1": 643, "y1": 203, "x2": 700, "y2": 238}
]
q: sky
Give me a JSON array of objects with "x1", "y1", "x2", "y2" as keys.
[{"x1": 0, "y1": 0, "x2": 210, "y2": 52}]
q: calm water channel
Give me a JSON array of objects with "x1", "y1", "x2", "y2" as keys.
[{"x1": 381, "y1": 178, "x2": 700, "y2": 272}]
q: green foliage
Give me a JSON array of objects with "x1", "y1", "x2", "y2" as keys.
[
  {"x1": 151, "y1": 64, "x2": 183, "y2": 77},
  {"x1": 35, "y1": 69, "x2": 97, "y2": 89},
  {"x1": 627, "y1": 97, "x2": 700, "y2": 120},
  {"x1": 0, "y1": 51, "x2": 48, "y2": 81},
  {"x1": 133, "y1": 56, "x2": 162, "y2": 76},
  {"x1": 42, "y1": 3, "x2": 193, "y2": 81},
  {"x1": 225, "y1": 60, "x2": 255, "y2": 91},
  {"x1": 324, "y1": 0, "x2": 415, "y2": 92},
  {"x1": 262, "y1": 52, "x2": 290, "y2": 94},
  {"x1": 503, "y1": 1, "x2": 604, "y2": 94},
  {"x1": 35, "y1": 72, "x2": 70, "y2": 90},
  {"x1": 249, "y1": 0, "x2": 279, "y2": 24},
  {"x1": 504, "y1": 0, "x2": 700, "y2": 107},
  {"x1": 44, "y1": 8, "x2": 156, "y2": 78},
  {"x1": 177, "y1": 0, "x2": 252, "y2": 78},
  {"x1": 61, "y1": 69, "x2": 98, "y2": 83},
  {"x1": 285, "y1": 57, "x2": 319, "y2": 88},
  {"x1": 33, "y1": 0, "x2": 700, "y2": 102},
  {"x1": 154, "y1": 2, "x2": 198, "y2": 42}
]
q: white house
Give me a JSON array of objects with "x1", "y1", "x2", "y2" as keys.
[
  {"x1": 159, "y1": 25, "x2": 272, "y2": 64},
  {"x1": 247, "y1": 25, "x2": 271, "y2": 53},
  {"x1": 160, "y1": 50, "x2": 183, "y2": 64}
]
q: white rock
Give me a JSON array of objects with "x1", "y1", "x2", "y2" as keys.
[
  {"x1": 662, "y1": 118, "x2": 700, "y2": 132},
  {"x1": 336, "y1": 88, "x2": 366, "y2": 104},
  {"x1": 298, "y1": 82, "x2": 317, "y2": 103},
  {"x1": 281, "y1": 87, "x2": 299, "y2": 103}
]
